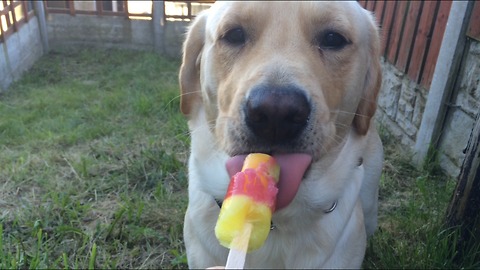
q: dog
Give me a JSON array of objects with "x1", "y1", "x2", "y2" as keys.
[{"x1": 179, "y1": 1, "x2": 383, "y2": 268}]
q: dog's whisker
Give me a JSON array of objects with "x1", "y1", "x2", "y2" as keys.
[
  {"x1": 165, "y1": 91, "x2": 203, "y2": 108},
  {"x1": 332, "y1": 122, "x2": 350, "y2": 127},
  {"x1": 332, "y1": 110, "x2": 370, "y2": 119}
]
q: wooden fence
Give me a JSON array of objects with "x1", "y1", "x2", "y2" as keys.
[
  {"x1": 44, "y1": 0, "x2": 152, "y2": 20},
  {"x1": 43, "y1": 0, "x2": 213, "y2": 22},
  {"x1": 0, "y1": 0, "x2": 35, "y2": 42},
  {"x1": 467, "y1": 1, "x2": 480, "y2": 42},
  {"x1": 359, "y1": 0, "x2": 452, "y2": 89},
  {"x1": 163, "y1": 0, "x2": 213, "y2": 22}
]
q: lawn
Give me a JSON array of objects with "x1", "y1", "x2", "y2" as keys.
[
  {"x1": 0, "y1": 49, "x2": 189, "y2": 268},
  {"x1": 0, "y1": 48, "x2": 478, "y2": 269}
]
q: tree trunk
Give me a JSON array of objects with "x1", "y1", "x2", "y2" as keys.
[{"x1": 445, "y1": 111, "x2": 480, "y2": 261}]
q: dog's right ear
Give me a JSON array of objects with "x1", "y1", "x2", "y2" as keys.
[
  {"x1": 352, "y1": 10, "x2": 382, "y2": 136},
  {"x1": 179, "y1": 12, "x2": 208, "y2": 117}
]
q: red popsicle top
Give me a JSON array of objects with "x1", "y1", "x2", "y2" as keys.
[{"x1": 224, "y1": 154, "x2": 280, "y2": 211}]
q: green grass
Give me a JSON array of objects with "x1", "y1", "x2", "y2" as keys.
[
  {"x1": 363, "y1": 128, "x2": 480, "y2": 269},
  {"x1": 0, "y1": 48, "x2": 478, "y2": 269},
  {"x1": 0, "y1": 48, "x2": 189, "y2": 268}
]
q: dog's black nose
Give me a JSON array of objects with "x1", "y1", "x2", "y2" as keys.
[{"x1": 245, "y1": 85, "x2": 311, "y2": 144}]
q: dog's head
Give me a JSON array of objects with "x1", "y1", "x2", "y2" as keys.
[{"x1": 180, "y1": 1, "x2": 381, "y2": 210}]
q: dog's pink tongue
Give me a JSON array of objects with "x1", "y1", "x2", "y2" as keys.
[{"x1": 225, "y1": 153, "x2": 312, "y2": 211}]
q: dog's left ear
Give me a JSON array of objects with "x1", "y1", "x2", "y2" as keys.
[
  {"x1": 179, "y1": 11, "x2": 208, "y2": 117},
  {"x1": 353, "y1": 11, "x2": 382, "y2": 135}
]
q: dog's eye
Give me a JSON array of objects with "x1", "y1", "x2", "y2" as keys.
[
  {"x1": 317, "y1": 31, "x2": 349, "y2": 50},
  {"x1": 222, "y1": 28, "x2": 246, "y2": 45}
]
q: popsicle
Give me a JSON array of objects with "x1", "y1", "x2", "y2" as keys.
[{"x1": 215, "y1": 153, "x2": 280, "y2": 268}]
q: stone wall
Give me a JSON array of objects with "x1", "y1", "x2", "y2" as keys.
[
  {"x1": 376, "y1": 39, "x2": 480, "y2": 177},
  {"x1": 376, "y1": 60, "x2": 428, "y2": 147},
  {"x1": 0, "y1": 17, "x2": 45, "y2": 92}
]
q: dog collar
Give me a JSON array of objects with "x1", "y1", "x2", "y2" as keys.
[
  {"x1": 214, "y1": 198, "x2": 338, "y2": 230},
  {"x1": 215, "y1": 198, "x2": 223, "y2": 208},
  {"x1": 324, "y1": 200, "x2": 338, "y2": 213}
]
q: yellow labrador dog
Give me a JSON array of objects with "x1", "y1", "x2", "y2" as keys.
[{"x1": 179, "y1": 1, "x2": 383, "y2": 268}]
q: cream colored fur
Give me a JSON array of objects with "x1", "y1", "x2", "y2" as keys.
[{"x1": 179, "y1": 1, "x2": 384, "y2": 268}]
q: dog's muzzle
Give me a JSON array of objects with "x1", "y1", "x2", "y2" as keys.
[{"x1": 244, "y1": 85, "x2": 311, "y2": 145}]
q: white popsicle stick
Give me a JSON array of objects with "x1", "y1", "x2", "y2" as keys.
[{"x1": 225, "y1": 223, "x2": 253, "y2": 269}]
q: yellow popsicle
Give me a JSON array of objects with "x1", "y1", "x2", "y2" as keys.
[{"x1": 215, "y1": 153, "x2": 280, "y2": 252}]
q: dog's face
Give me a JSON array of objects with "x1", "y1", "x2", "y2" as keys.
[
  {"x1": 181, "y1": 1, "x2": 381, "y2": 157},
  {"x1": 180, "y1": 1, "x2": 381, "y2": 209}
]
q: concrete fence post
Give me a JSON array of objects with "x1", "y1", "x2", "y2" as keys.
[
  {"x1": 153, "y1": 1, "x2": 165, "y2": 54},
  {"x1": 34, "y1": 0, "x2": 49, "y2": 53},
  {"x1": 413, "y1": 1, "x2": 472, "y2": 167}
]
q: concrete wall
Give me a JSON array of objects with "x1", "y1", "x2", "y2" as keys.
[
  {"x1": 438, "y1": 40, "x2": 480, "y2": 176},
  {"x1": 47, "y1": 14, "x2": 155, "y2": 51},
  {"x1": 162, "y1": 20, "x2": 189, "y2": 57},
  {"x1": 0, "y1": 17, "x2": 45, "y2": 92},
  {"x1": 46, "y1": 14, "x2": 189, "y2": 57}
]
